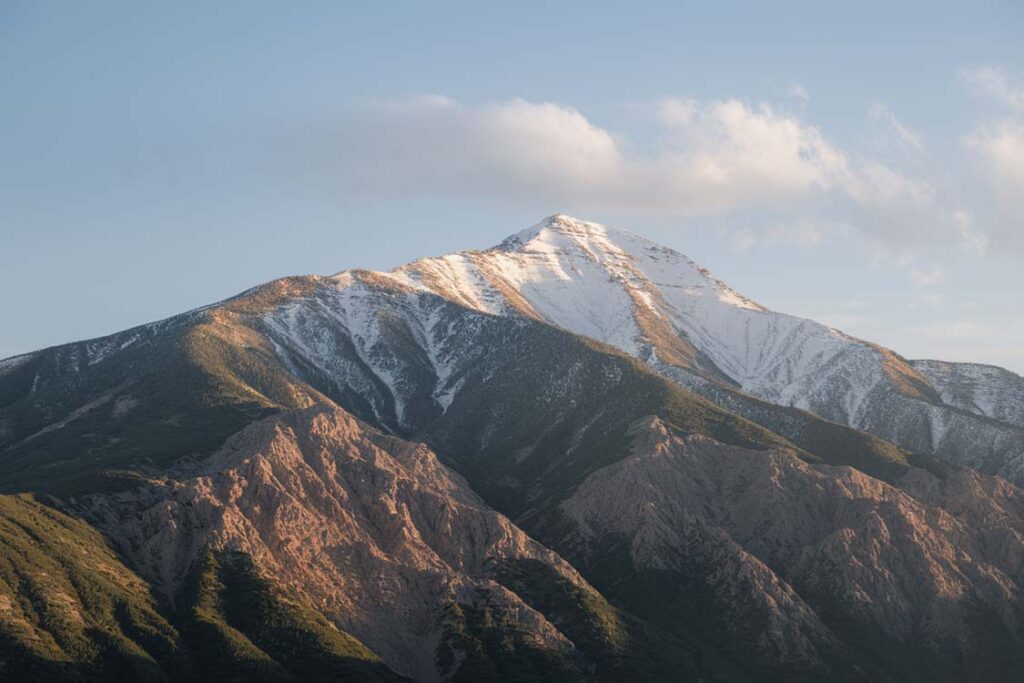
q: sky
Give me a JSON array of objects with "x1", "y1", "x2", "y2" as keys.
[{"x1": 1, "y1": 1, "x2": 1022, "y2": 372}]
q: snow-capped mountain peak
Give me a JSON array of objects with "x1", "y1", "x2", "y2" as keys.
[
  {"x1": 381, "y1": 214, "x2": 769, "y2": 366},
  {"x1": 497, "y1": 213, "x2": 765, "y2": 309},
  {"x1": 321, "y1": 216, "x2": 1024, "y2": 484},
  {"x1": 498, "y1": 213, "x2": 645, "y2": 252}
]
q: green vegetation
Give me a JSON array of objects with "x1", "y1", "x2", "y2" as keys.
[
  {"x1": 490, "y1": 558, "x2": 626, "y2": 657},
  {"x1": 0, "y1": 311, "x2": 318, "y2": 495},
  {"x1": 580, "y1": 539, "x2": 834, "y2": 683},
  {"x1": 436, "y1": 595, "x2": 586, "y2": 682},
  {"x1": 0, "y1": 493, "x2": 185, "y2": 681},
  {"x1": 0, "y1": 494, "x2": 402, "y2": 681},
  {"x1": 0, "y1": 275, "x2": 1002, "y2": 682},
  {"x1": 663, "y1": 370, "x2": 944, "y2": 483},
  {"x1": 488, "y1": 558, "x2": 715, "y2": 682},
  {"x1": 181, "y1": 549, "x2": 401, "y2": 682}
]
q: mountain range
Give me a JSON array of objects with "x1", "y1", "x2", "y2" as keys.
[{"x1": 2, "y1": 214, "x2": 1023, "y2": 681}]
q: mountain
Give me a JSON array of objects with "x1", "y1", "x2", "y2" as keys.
[
  {"x1": 2, "y1": 214, "x2": 1024, "y2": 681},
  {"x1": 383, "y1": 214, "x2": 1024, "y2": 482}
]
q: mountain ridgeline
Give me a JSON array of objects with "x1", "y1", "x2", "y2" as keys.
[{"x1": 1, "y1": 215, "x2": 1024, "y2": 681}]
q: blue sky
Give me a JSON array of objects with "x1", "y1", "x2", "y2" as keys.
[{"x1": 2, "y1": 1, "x2": 1022, "y2": 371}]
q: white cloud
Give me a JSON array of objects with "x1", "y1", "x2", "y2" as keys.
[
  {"x1": 324, "y1": 95, "x2": 621, "y2": 200},
  {"x1": 292, "y1": 92, "x2": 1007, "y2": 269},
  {"x1": 318, "y1": 95, "x2": 934, "y2": 223},
  {"x1": 652, "y1": 98, "x2": 855, "y2": 210},
  {"x1": 950, "y1": 209, "x2": 989, "y2": 255},
  {"x1": 729, "y1": 228, "x2": 758, "y2": 251},
  {"x1": 960, "y1": 67, "x2": 1024, "y2": 252},
  {"x1": 864, "y1": 242, "x2": 964, "y2": 293},
  {"x1": 963, "y1": 120, "x2": 1024, "y2": 206},
  {"x1": 960, "y1": 67, "x2": 1024, "y2": 112},
  {"x1": 657, "y1": 98, "x2": 697, "y2": 127}
]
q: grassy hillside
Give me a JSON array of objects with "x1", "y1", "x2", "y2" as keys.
[
  {"x1": 0, "y1": 298, "x2": 321, "y2": 496},
  {"x1": 0, "y1": 494, "x2": 403, "y2": 682},
  {"x1": 0, "y1": 493, "x2": 185, "y2": 681},
  {"x1": 487, "y1": 557, "x2": 741, "y2": 682}
]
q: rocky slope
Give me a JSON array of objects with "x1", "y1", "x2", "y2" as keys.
[
  {"x1": 79, "y1": 404, "x2": 639, "y2": 681},
  {"x1": 561, "y1": 418, "x2": 1024, "y2": 681}
]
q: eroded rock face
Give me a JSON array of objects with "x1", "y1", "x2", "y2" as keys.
[
  {"x1": 561, "y1": 417, "x2": 1024, "y2": 677},
  {"x1": 80, "y1": 404, "x2": 589, "y2": 681}
]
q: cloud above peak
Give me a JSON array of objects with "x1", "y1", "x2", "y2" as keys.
[
  {"x1": 320, "y1": 95, "x2": 930, "y2": 213},
  {"x1": 299, "y1": 92, "x2": 1002, "y2": 258},
  {"x1": 326, "y1": 96, "x2": 619, "y2": 198},
  {"x1": 653, "y1": 98, "x2": 852, "y2": 208}
]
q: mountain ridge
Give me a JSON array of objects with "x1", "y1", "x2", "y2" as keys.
[
  {"x1": 2, "y1": 214, "x2": 1024, "y2": 681},
  {"x1": 350, "y1": 213, "x2": 1024, "y2": 483}
]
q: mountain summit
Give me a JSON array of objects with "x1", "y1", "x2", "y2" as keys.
[{"x1": 368, "y1": 215, "x2": 1024, "y2": 482}]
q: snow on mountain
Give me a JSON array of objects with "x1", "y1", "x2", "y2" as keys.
[
  {"x1": 388, "y1": 215, "x2": 874, "y2": 397},
  {"x1": 261, "y1": 274, "x2": 464, "y2": 429},
  {"x1": 913, "y1": 359, "x2": 1024, "y2": 429},
  {"x1": 0, "y1": 353, "x2": 34, "y2": 377},
  {"x1": 388, "y1": 218, "x2": 654, "y2": 358},
  {"x1": 8, "y1": 213, "x2": 1017, "y2": 483},
  {"x1": 347, "y1": 214, "x2": 1024, "y2": 480}
]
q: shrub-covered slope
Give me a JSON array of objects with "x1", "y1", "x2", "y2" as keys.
[{"x1": 0, "y1": 493, "x2": 402, "y2": 681}]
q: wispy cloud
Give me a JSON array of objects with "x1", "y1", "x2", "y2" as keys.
[
  {"x1": 963, "y1": 120, "x2": 1024, "y2": 200},
  {"x1": 960, "y1": 67, "x2": 1024, "y2": 112},
  {"x1": 787, "y1": 83, "x2": 810, "y2": 105},
  {"x1": 729, "y1": 216, "x2": 837, "y2": 251},
  {"x1": 808, "y1": 300, "x2": 871, "y2": 331},
  {"x1": 868, "y1": 103, "x2": 924, "y2": 152}
]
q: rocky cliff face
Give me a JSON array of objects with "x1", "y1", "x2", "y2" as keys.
[{"x1": 79, "y1": 404, "x2": 600, "y2": 681}]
